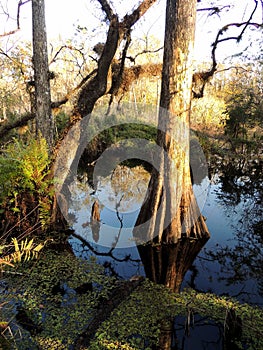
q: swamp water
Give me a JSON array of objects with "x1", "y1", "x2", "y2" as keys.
[{"x1": 66, "y1": 158, "x2": 262, "y2": 349}]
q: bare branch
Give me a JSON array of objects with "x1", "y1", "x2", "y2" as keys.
[
  {"x1": 0, "y1": 47, "x2": 27, "y2": 76},
  {"x1": 236, "y1": 0, "x2": 259, "y2": 41},
  {"x1": 193, "y1": 12, "x2": 263, "y2": 99},
  {"x1": 0, "y1": 0, "x2": 30, "y2": 37},
  {"x1": 197, "y1": 5, "x2": 231, "y2": 16},
  {"x1": 51, "y1": 68, "x2": 97, "y2": 109},
  {"x1": 127, "y1": 46, "x2": 164, "y2": 64},
  {"x1": 121, "y1": 0, "x2": 158, "y2": 35},
  {"x1": 0, "y1": 28, "x2": 19, "y2": 37},
  {"x1": 215, "y1": 66, "x2": 249, "y2": 75},
  {"x1": 97, "y1": 0, "x2": 115, "y2": 21},
  {"x1": 212, "y1": 21, "x2": 262, "y2": 57},
  {"x1": 49, "y1": 45, "x2": 86, "y2": 65}
]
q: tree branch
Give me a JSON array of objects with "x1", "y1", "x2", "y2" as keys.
[
  {"x1": 0, "y1": 113, "x2": 35, "y2": 139},
  {"x1": 97, "y1": 0, "x2": 115, "y2": 21},
  {"x1": 49, "y1": 45, "x2": 86, "y2": 65},
  {"x1": 237, "y1": 0, "x2": 258, "y2": 41},
  {"x1": 197, "y1": 5, "x2": 231, "y2": 16},
  {"x1": 127, "y1": 46, "x2": 164, "y2": 64},
  {"x1": 0, "y1": 0, "x2": 30, "y2": 37},
  {"x1": 212, "y1": 21, "x2": 262, "y2": 63},
  {"x1": 51, "y1": 68, "x2": 98, "y2": 109},
  {"x1": 193, "y1": 15, "x2": 262, "y2": 99},
  {"x1": 73, "y1": 0, "x2": 158, "y2": 118},
  {"x1": 121, "y1": 0, "x2": 158, "y2": 36}
]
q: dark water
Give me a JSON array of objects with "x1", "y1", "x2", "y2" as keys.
[
  {"x1": 68, "y1": 159, "x2": 262, "y2": 349},
  {"x1": 69, "y1": 161, "x2": 262, "y2": 304}
]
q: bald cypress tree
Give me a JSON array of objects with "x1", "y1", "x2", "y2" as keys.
[{"x1": 134, "y1": 0, "x2": 210, "y2": 291}]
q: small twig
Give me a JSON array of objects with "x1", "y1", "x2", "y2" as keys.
[
  {"x1": 127, "y1": 46, "x2": 163, "y2": 64},
  {"x1": 1, "y1": 204, "x2": 40, "y2": 241},
  {"x1": 197, "y1": 5, "x2": 231, "y2": 16}
]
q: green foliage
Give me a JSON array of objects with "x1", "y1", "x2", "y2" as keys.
[
  {"x1": 1, "y1": 249, "x2": 118, "y2": 349},
  {"x1": 0, "y1": 137, "x2": 52, "y2": 227},
  {"x1": 54, "y1": 111, "x2": 70, "y2": 135},
  {"x1": 89, "y1": 279, "x2": 175, "y2": 350},
  {"x1": 223, "y1": 85, "x2": 263, "y2": 153},
  {"x1": 94, "y1": 122, "x2": 157, "y2": 146},
  {"x1": 80, "y1": 120, "x2": 157, "y2": 171},
  {"x1": 90, "y1": 281, "x2": 263, "y2": 350},
  {"x1": 1, "y1": 251, "x2": 262, "y2": 350}
]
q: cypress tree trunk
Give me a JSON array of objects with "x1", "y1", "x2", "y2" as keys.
[
  {"x1": 32, "y1": 0, "x2": 53, "y2": 148},
  {"x1": 134, "y1": 0, "x2": 210, "y2": 244}
]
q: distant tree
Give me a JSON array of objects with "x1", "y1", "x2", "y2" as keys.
[{"x1": 222, "y1": 66, "x2": 263, "y2": 153}]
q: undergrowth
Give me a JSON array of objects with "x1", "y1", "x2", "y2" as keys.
[
  {"x1": 0, "y1": 250, "x2": 262, "y2": 350},
  {"x1": 0, "y1": 137, "x2": 52, "y2": 231}
]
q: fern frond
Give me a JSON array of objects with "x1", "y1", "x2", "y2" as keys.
[
  {"x1": 1, "y1": 238, "x2": 47, "y2": 266},
  {"x1": 0, "y1": 259, "x2": 14, "y2": 267},
  {"x1": 33, "y1": 242, "x2": 45, "y2": 252}
]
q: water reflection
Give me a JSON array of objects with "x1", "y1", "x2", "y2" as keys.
[
  {"x1": 69, "y1": 165, "x2": 150, "y2": 248},
  {"x1": 138, "y1": 238, "x2": 208, "y2": 292},
  {"x1": 69, "y1": 156, "x2": 263, "y2": 305},
  {"x1": 183, "y1": 156, "x2": 263, "y2": 304},
  {"x1": 67, "y1": 156, "x2": 262, "y2": 349}
]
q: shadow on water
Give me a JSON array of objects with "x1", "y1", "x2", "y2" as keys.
[{"x1": 67, "y1": 154, "x2": 262, "y2": 349}]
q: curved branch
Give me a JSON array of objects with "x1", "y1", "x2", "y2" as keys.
[
  {"x1": 211, "y1": 21, "x2": 262, "y2": 71},
  {"x1": 193, "y1": 17, "x2": 263, "y2": 99},
  {"x1": 238, "y1": 0, "x2": 259, "y2": 41},
  {"x1": 74, "y1": 15, "x2": 120, "y2": 118},
  {"x1": 0, "y1": 113, "x2": 35, "y2": 139},
  {"x1": 51, "y1": 69, "x2": 97, "y2": 109},
  {"x1": 17, "y1": 0, "x2": 31, "y2": 28},
  {"x1": 127, "y1": 46, "x2": 164, "y2": 64},
  {"x1": 107, "y1": 29, "x2": 132, "y2": 101},
  {"x1": 49, "y1": 45, "x2": 86, "y2": 65}
]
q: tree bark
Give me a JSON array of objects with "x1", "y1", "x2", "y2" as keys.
[
  {"x1": 134, "y1": 0, "x2": 210, "y2": 244},
  {"x1": 32, "y1": 0, "x2": 53, "y2": 148},
  {"x1": 52, "y1": 0, "x2": 158, "y2": 225}
]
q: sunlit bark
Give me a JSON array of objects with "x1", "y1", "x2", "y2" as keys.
[{"x1": 134, "y1": 0, "x2": 210, "y2": 244}]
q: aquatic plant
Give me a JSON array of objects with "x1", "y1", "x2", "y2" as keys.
[{"x1": 1, "y1": 249, "x2": 262, "y2": 350}]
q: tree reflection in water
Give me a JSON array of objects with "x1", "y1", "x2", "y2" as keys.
[
  {"x1": 204, "y1": 157, "x2": 263, "y2": 300},
  {"x1": 70, "y1": 164, "x2": 212, "y2": 349},
  {"x1": 69, "y1": 156, "x2": 262, "y2": 349}
]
